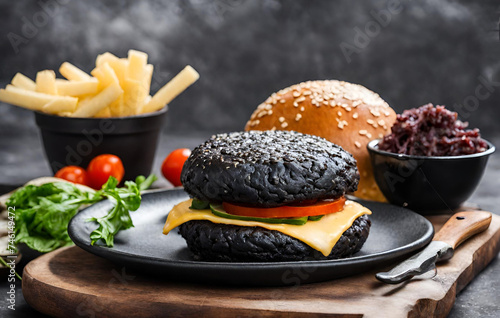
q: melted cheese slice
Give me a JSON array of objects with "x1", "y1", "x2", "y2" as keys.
[{"x1": 163, "y1": 199, "x2": 371, "y2": 256}]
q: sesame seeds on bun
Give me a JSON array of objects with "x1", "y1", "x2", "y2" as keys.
[
  {"x1": 245, "y1": 80, "x2": 397, "y2": 202},
  {"x1": 180, "y1": 130, "x2": 359, "y2": 207}
]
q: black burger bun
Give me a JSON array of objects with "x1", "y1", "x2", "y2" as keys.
[
  {"x1": 180, "y1": 130, "x2": 359, "y2": 207},
  {"x1": 179, "y1": 215, "x2": 371, "y2": 262}
]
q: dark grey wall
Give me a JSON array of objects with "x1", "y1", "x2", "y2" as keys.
[{"x1": 1, "y1": 0, "x2": 500, "y2": 138}]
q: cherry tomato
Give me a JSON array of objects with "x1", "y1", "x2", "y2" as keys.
[
  {"x1": 161, "y1": 148, "x2": 191, "y2": 187},
  {"x1": 223, "y1": 197, "x2": 346, "y2": 218},
  {"x1": 87, "y1": 154, "x2": 125, "y2": 189},
  {"x1": 55, "y1": 166, "x2": 90, "y2": 186}
]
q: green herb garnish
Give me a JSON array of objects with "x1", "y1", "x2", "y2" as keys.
[
  {"x1": 6, "y1": 174, "x2": 156, "y2": 253},
  {"x1": 87, "y1": 174, "x2": 157, "y2": 247}
]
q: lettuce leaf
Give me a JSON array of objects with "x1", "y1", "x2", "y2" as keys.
[{"x1": 6, "y1": 174, "x2": 156, "y2": 253}]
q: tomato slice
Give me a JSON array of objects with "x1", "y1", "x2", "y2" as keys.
[{"x1": 222, "y1": 197, "x2": 346, "y2": 218}]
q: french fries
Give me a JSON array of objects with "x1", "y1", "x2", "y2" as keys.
[
  {"x1": 11, "y1": 73, "x2": 36, "y2": 91},
  {"x1": 72, "y1": 82, "x2": 123, "y2": 117},
  {"x1": 91, "y1": 63, "x2": 119, "y2": 90},
  {"x1": 0, "y1": 85, "x2": 77, "y2": 111},
  {"x1": 142, "y1": 65, "x2": 199, "y2": 114},
  {"x1": 56, "y1": 79, "x2": 98, "y2": 96},
  {"x1": 95, "y1": 107, "x2": 112, "y2": 118},
  {"x1": 59, "y1": 62, "x2": 92, "y2": 81},
  {"x1": 95, "y1": 53, "x2": 127, "y2": 86},
  {"x1": 36, "y1": 70, "x2": 57, "y2": 95},
  {"x1": 42, "y1": 98, "x2": 78, "y2": 114},
  {"x1": 127, "y1": 50, "x2": 148, "y2": 81},
  {"x1": 0, "y1": 50, "x2": 199, "y2": 118}
]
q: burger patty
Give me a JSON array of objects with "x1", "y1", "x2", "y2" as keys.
[
  {"x1": 181, "y1": 130, "x2": 359, "y2": 207},
  {"x1": 178, "y1": 215, "x2": 371, "y2": 262}
]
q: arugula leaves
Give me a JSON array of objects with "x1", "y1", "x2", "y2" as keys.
[
  {"x1": 87, "y1": 175, "x2": 156, "y2": 247},
  {"x1": 6, "y1": 174, "x2": 156, "y2": 253}
]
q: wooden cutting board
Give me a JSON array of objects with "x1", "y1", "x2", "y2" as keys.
[{"x1": 22, "y1": 213, "x2": 500, "y2": 318}]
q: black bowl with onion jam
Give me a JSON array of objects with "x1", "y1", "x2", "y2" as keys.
[{"x1": 367, "y1": 104, "x2": 495, "y2": 213}]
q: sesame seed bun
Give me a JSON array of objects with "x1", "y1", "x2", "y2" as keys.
[{"x1": 244, "y1": 80, "x2": 397, "y2": 202}]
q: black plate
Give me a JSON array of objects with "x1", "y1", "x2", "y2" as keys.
[{"x1": 68, "y1": 189, "x2": 434, "y2": 286}]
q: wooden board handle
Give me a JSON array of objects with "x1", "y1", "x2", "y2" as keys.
[{"x1": 433, "y1": 211, "x2": 492, "y2": 249}]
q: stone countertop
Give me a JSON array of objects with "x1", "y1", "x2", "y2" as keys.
[{"x1": 0, "y1": 130, "x2": 499, "y2": 317}]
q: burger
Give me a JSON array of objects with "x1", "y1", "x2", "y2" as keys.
[
  {"x1": 245, "y1": 80, "x2": 397, "y2": 202},
  {"x1": 162, "y1": 130, "x2": 372, "y2": 262}
]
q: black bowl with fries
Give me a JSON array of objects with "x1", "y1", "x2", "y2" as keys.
[
  {"x1": 35, "y1": 108, "x2": 168, "y2": 181},
  {"x1": 0, "y1": 50, "x2": 200, "y2": 182}
]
